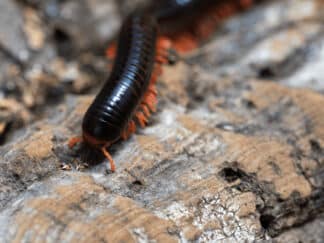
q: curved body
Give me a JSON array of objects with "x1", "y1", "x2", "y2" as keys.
[{"x1": 82, "y1": 13, "x2": 158, "y2": 146}]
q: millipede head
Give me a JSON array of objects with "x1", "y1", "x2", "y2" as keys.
[
  {"x1": 68, "y1": 132, "x2": 116, "y2": 172},
  {"x1": 79, "y1": 143, "x2": 104, "y2": 165}
]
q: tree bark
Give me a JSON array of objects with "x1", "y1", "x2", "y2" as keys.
[{"x1": 0, "y1": 0, "x2": 323, "y2": 242}]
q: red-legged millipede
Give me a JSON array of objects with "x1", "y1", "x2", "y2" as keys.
[
  {"x1": 68, "y1": 13, "x2": 170, "y2": 172},
  {"x1": 69, "y1": 0, "x2": 256, "y2": 172}
]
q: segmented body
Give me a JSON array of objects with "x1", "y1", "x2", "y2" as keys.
[{"x1": 82, "y1": 13, "x2": 158, "y2": 146}]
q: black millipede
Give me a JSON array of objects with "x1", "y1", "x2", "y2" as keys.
[
  {"x1": 68, "y1": 13, "x2": 170, "y2": 172},
  {"x1": 69, "y1": 0, "x2": 256, "y2": 172}
]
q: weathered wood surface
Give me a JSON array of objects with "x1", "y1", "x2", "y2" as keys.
[{"x1": 0, "y1": 0, "x2": 323, "y2": 242}]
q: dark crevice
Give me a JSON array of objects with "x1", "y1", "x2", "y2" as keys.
[
  {"x1": 309, "y1": 139, "x2": 322, "y2": 154},
  {"x1": 128, "y1": 180, "x2": 145, "y2": 193},
  {"x1": 53, "y1": 27, "x2": 75, "y2": 58},
  {"x1": 53, "y1": 27, "x2": 70, "y2": 43},
  {"x1": 258, "y1": 67, "x2": 276, "y2": 79},
  {"x1": 260, "y1": 214, "x2": 275, "y2": 230},
  {"x1": 241, "y1": 98, "x2": 257, "y2": 109},
  {"x1": 219, "y1": 166, "x2": 245, "y2": 183},
  {"x1": 132, "y1": 180, "x2": 143, "y2": 186}
]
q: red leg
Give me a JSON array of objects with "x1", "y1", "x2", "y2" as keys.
[
  {"x1": 135, "y1": 111, "x2": 148, "y2": 128},
  {"x1": 121, "y1": 120, "x2": 137, "y2": 140},
  {"x1": 141, "y1": 104, "x2": 151, "y2": 117},
  {"x1": 155, "y1": 55, "x2": 169, "y2": 64},
  {"x1": 101, "y1": 147, "x2": 116, "y2": 172},
  {"x1": 155, "y1": 37, "x2": 173, "y2": 64},
  {"x1": 170, "y1": 33, "x2": 198, "y2": 54},
  {"x1": 105, "y1": 42, "x2": 117, "y2": 60},
  {"x1": 121, "y1": 129, "x2": 128, "y2": 140},
  {"x1": 129, "y1": 120, "x2": 136, "y2": 135},
  {"x1": 157, "y1": 37, "x2": 172, "y2": 50},
  {"x1": 68, "y1": 137, "x2": 83, "y2": 149}
]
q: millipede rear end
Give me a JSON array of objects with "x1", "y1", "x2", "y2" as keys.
[{"x1": 149, "y1": 0, "x2": 254, "y2": 53}]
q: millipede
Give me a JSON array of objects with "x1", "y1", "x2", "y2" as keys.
[
  {"x1": 68, "y1": 13, "x2": 170, "y2": 172},
  {"x1": 69, "y1": 0, "x2": 256, "y2": 172}
]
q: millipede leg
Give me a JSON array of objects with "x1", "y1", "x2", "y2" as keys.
[
  {"x1": 135, "y1": 111, "x2": 147, "y2": 128},
  {"x1": 121, "y1": 120, "x2": 137, "y2": 140},
  {"x1": 105, "y1": 42, "x2": 117, "y2": 59},
  {"x1": 141, "y1": 104, "x2": 150, "y2": 117},
  {"x1": 170, "y1": 33, "x2": 198, "y2": 53},
  {"x1": 68, "y1": 137, "x2": 83, "y2": 149},
  {"x1": 157, "y1": 37, "x2": 172, "y2": 50},
  {"x1": 156, "y1": 37, "x2": 176, "y2": 65},
  {"x1": 129, "y1": 120, "x2": 136, "y2": 134},
  {"x1": 121, "y1": 130, "x2": 128, "y2": 140},
  {"x1": 101, "y1": 147, "x2": 116, "y2": 172}
]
